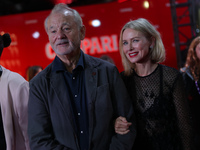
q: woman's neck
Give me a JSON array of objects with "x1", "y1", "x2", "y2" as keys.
[{"x1": 135, "y1": 62, "x2": 158, "y2": 77}]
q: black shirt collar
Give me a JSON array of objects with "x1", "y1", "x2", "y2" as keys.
[{"x1": 52, "y1": 51, "x2": 84, "y2": 73}]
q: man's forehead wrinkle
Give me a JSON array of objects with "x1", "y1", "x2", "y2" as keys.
[{"x1": 49, "y1": 22, "x2": 70, "y2": 30}]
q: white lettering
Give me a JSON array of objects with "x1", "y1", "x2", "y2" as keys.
[
  {"x1": 111, "y1": 34, "x2": 118, "y2": 51},
  {"x1": 46, "y1": 34, "x2": 119, "y2": 59},
  {"x1": 100, "y1": 36, "x2": 112, "y2": 52},
  {"x1": 82, "y1": 34, "x2": 118, "y2": 55},
  {"x1": 90, "y1": 37, "x2": 103, "y2": 54},
  {"x1": 81, "y1": 38, "x2": 91, "y2": 54}
]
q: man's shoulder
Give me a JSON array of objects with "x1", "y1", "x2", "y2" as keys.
[
  {"x1": 1, "y1": 66, "x2": 28, "y2": 87},
  {"x1": 2, "y1": 66, "x2": 25, "y2": 80},
  {"x1": 84, "y1": 53, "x2": 115, "y2": 69}
]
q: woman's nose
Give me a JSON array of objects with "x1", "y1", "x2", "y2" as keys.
[{"x1": 129, "y1": 43, "x2": 133, "y2": 50}]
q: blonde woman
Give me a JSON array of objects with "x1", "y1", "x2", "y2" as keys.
[{"x1": 115, "y1": 18, "x2": 193, "y2": 150}]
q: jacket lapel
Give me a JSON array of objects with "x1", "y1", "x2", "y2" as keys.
[
  {"x1": 84, "y1": 54, "x2": 99, "y2": 146},
  {"x1": 50, "y1": 72, "x2": 76, "y2": 132},
  {"x1": 48, "y1": 53, "x2": 100, "y2": 146}
]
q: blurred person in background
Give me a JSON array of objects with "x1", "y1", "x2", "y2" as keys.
[
  {"x1": 100, "y1": 55, "x2": 115, "y2": 64},
  {"x1": 0, "y1": 33, "x2": 30, "y2": 150},
  {"x1": 26, "y1": 65, "x2": 43, "y2": 81},
  {"x1": 114, "y1": 18, "x2": 193, "y2": 150},
  {"x1": 180, "y1": 36, "x2": 200, "y2": 149},
  {"x1": 28, "y1": 3, "x2": 136, "y2": 150}
]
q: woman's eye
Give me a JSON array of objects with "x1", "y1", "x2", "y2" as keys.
[
  {"x1": 123, "y1": 41, "x2": 128, "y2": 45},
  {"x1": 133, "y1": 39, "x2": 139, "y2": 42}
]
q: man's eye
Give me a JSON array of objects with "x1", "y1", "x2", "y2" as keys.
[
  {"x1": 64, "y1": 28, "x2": 70, "y2": 31},
  {"x1": 51, "y1": 30, "x2": 56, "y2": 33}
]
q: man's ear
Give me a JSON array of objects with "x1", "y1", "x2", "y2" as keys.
[{"x1": 80, "y1": 25, "x2": 86, "y2": 40}]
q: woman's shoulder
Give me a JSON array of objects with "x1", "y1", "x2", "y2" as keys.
[
  {"x1": 159, "y1": 64, "x2": 182, "y2": 84},
  {"x1": 160, "y1": 64, "x2": 180, "y2": 76}
]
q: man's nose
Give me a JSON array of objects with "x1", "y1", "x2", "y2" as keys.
[{"x1": 57, "y1": 30, "x2": 66, "y2": 38}]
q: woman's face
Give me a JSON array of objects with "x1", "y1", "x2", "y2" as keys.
[
  {"x1": 195, "y1": 43, "x2": 200, "y2": 60},
  {"x1": 122, "y1": 28, "x2": 151, "y2": 64}
]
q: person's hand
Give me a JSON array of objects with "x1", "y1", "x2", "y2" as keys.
[{"x1": 114, "y1": 116, "x2": 132, "y2": 135}]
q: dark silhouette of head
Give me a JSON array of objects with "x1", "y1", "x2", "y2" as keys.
[{"x1": 0, "y1": 33, "x2": 11, "y2": 57}]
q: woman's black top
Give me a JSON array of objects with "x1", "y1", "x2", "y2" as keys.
[{"x1": 121, "y1": 64, "x2": 193, "y2": 150}]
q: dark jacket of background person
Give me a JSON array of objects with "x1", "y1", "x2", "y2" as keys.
[
  {"x1": 180, "y1": 36, "x2": 200, "y2": 150},
  {"x1": 28, "y1": 52, "x2": 136, "y2": 149}
]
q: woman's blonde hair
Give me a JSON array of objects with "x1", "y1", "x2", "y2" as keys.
[{"x1": 119, "y1": 18, "x2": 165, "y2": 76}]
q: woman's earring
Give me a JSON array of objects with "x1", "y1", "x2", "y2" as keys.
[{"x1": 150, "y1": 45, "x2": 153, "y2": 49}]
